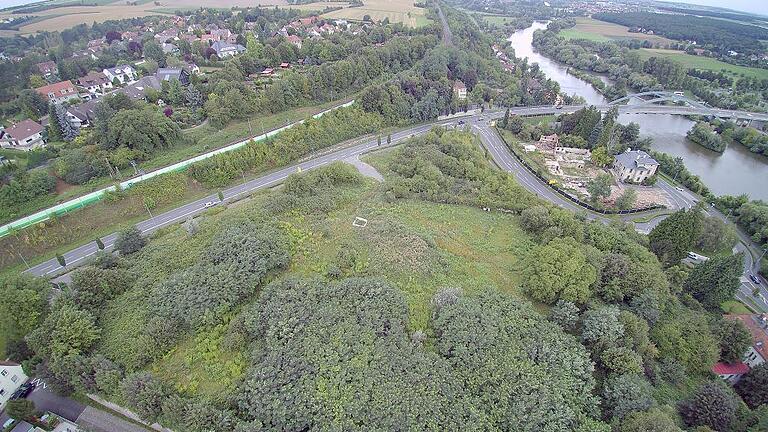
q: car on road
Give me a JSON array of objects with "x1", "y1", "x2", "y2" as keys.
[
  {"x1": 750, "y1": 274, "x2": 761, "y2": 284},
  {"x1": 458, "y1": 120, "x2": 465, "y2": 125},
  {"x1": 204, "y1": 201, "x2": 217, "y2": 209},
  {"x1": 675, "y1": 187, "x2": 684, "y2": 192}
]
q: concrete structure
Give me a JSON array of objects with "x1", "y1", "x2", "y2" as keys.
[
  {"x1": 613, "y1": 149, "x2": 658, "y2": 183},
  {"x1": 103, "y1": 65, "x2": 136, "y2": 85},
  {"x1": 36, "y1": 81, "x2": 79, "y2": 104},
  {"x1": 535, "y1": 133, "x2": 559, "y2": 154},
  {"x1": 211, "y1": 41, "x2": 246, "y2": 58},
  {"x1": 0, "y1": 361, "x2": 28, "y2": 410},
  {"x1": 0, "y1": 119, "x2": 45, "y2": 150},
  {"x1": 453, "y1": 80, "x2": 467, "y2": 100},
  {"x1": 712, "y1": 361, "x2": 750, "y2": 384}
]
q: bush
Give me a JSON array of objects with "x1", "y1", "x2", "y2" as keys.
[{"x1": 115, "y1": 226, "x2": 146, "y2": 255}]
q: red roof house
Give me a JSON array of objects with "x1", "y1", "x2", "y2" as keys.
[{"x1": 36, "y1": 80, "x2": 79, "y2": 103}]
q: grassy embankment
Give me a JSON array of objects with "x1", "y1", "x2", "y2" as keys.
[{"x1": 636, "y1": 48, "x2": 768, "y2": 80}]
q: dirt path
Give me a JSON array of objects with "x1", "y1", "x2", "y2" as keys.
[{"x1": 435, "y1": 2, "x2": 453, "y2": 46}]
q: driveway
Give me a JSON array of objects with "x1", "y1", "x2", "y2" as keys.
[{"x1": 27, "y1": 380, "x2": 85, "y2": 422}]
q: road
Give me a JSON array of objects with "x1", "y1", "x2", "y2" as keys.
[{"x1": 21, "y1": 109, "x2": 767, "y2": 311}]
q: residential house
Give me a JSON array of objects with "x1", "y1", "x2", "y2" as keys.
[
  {"x1": 712, "y1": 361, "x2": 750, "y2": 384},
  {"x1": 260, "y1": 68, "x2": 275, "y2": 78},
  {"x1": 36, "y1": 60, "x2": 58, "y2": 77},
  {"x1": 280, "y1": 62, "x2": 290, "y2": 69},
  {"x1": 122, "y1": 31, "x2": 139, "y2": 41},
  {"x1": 154, "y1": 28, "x2": 179, "y2": 42},
  {"x1": 319, "y1": 23, "x2": 336, "y2": 34},
  {"x1": 71, "y1": 49, "x2": 99, "y2": 61},
  {"x1": 205, "y1": 23, "x2": 219, "y2": 32},
  {"x1": 161, "y1": 43, "x2": 179, "y2": 55},
  {"x1": 287, "y1": 34, "x2": 302, "y2": 49},
  {"x1": 0, "y1": 361, "x2": 29, "y2": 409},
  {"x1": 66, "y1": 100, "x2": 99, "y2": 128},
  {"x1": 76, "y1": 71, "x2": 112, "y2": 95},
  {"x1": 87, "y1": 38, "x2": 105, "y2": 50},
  {"x1": 103, "y1": 65, "x2": 136, "y2": 85},
  {"x1": 156, "y1": 68, "x2": 190, "y2": 86},
  {"x1": 186, "y1": 62, "x2": 200, "y2": 74},
  {"x1": 299, "y1": 16, "x2": 318, "y2": 26},
  {"x1": 36, "y1": 80, "x2": 79, "y2": 104},
  {"x1": 116, "y1": 75, "x2": 161, "y2": 100},
  {"x1": 211, "y1": 41, "x2": 246, "y2": 58},
  {"x1": 211, "y1": 28, "x2": 233, "y2": 43},
  {"x1": 453, "y1": 80, "x2": 467, "y2": 100},
  {"x1": 612, "y1": 149, "x2": 659, "y2": 183},
  {"x1": 726, "y1": 314, "x2": 768, "y2": 368},
  {"x1": 181, "y1": 33, "x2": 199, "y2": 44},
  {"x1": 200, "y1": 33, "x2": 218, "y2": 44}
]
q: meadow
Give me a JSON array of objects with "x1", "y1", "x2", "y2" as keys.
[
  {"x1": 321, "y1": 0, "x2": 430, "y2": 27},
  {"x1": 638, "y1": 48, "x2": 768, "y2": 80},
  {"x1": 560, "y1": 17, "x2": 673, "y2": 45}
]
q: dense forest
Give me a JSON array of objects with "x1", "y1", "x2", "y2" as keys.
[{"x1": 592, "y1": 12, "x2": 768, "y2": 56}]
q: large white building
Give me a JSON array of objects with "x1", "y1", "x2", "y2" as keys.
[
  {"x1": 103, "y1": 65, "x2": 137, "y2": 85},
  {"x1": 612, "y1": 149, "x2": 659, "y2": 183},
  {"x1": 0, "y1": 119, "x2": 45, "y2": 151},
  {"x1": 0, "y1": 361, "x2": 28, "y2": 410}
]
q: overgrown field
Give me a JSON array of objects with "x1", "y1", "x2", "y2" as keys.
[
  {"x1": 322, "y1": 0, "x2": 430, "y2": 27},
  {"x1": 560, "y1": 17, "x2": 673, "y2": 44}
]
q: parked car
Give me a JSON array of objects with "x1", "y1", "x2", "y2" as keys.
[
  {"x1": 750, "y1": 274, "x2": 761, "y2": 284},
  {"x1": 3, "y1": 419, "x2": 15, "y2": 429},
  {"x1": 10, "y1": 382, "x2": 35, "y2": 400}
]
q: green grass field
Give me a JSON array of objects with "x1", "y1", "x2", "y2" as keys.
[
  {"x1": 638, "y1": 48, "x2": 768, "y2": 80},
  {"x1": 560, "y1": 17, "x2": 673, "y2": 45}
]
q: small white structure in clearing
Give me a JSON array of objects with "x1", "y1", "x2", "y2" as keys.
[
  {"x1": 523, "y1": 144, "x2": 537, "y2": 152},
  {"x1": 352, "y1": 217, "x2": 368, "y2": 228}
]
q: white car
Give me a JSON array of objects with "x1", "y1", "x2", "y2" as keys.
[
  {"x1": 204, "y1": 201, "x2": 217, "y2": 208},
  {"x1": 675, "y1": 187, "x2": 684, "y2": 192}
]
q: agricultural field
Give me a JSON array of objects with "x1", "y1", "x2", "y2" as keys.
[
  {"x1": 321, "y1": 0, "x2": 430, "y2": 27},
  {"x1": 638, "y1": 48, "x2": 768, "y2": 80},
  {"x1": 0, "y1": 0, "x2": 352, "y2": 34},
  {"x1": 560, "y1": 17, "x2": 673, "y2": 45}
]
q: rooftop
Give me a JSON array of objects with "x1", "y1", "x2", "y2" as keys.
[
  {"x1": 712, "y1": 361, "x2": 750, "y2": 375},
  {"x1": 614, "y1": 149, "x2": 659, "y2": 170},
  {"x1": 1, "y1": 119, "x2": 44, "y2": 140},
  {"x1": 36, "y1": 80, "x2": 76, "y2": 97}
]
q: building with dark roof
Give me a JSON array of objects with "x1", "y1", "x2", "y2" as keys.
[
  {"x1": 0, "y1": 119, "x2": 45, "y2": 151},
  {"x1": 156, "y1": 68, "x2": 190, "y2": 86},
  {"x1": 612, "y1": 149, "x2": 659, "y2": 183}
]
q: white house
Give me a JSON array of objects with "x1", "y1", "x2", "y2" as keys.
[
  {"x1": 211, "y1": 41, "x2": 246, "y2": 58},
  {"x1": 0, "y1": 361, "x2": 28, "y2": 410},
  {"x1": 76, "y1": 71, "x2": 113, "y2": 95},
  {"x1": 0, "y1": 119, "x2": 45, "y2": 151},
  {"x1": 728, "y1": 314, "x2": 768, "y2": 368},
  {"x1": 453, "y1": 80, "x2": 467, "y2": 100},
  {"x1": 612, "y1": 149, "x2": 659, "y2": 183},
  {"x1": 103, "y1": 65, "x2": 137, "y2": 85}
]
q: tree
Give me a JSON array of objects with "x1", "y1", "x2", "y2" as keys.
[
  {"x1": 695, "y1": 216, "x2": 736, "y2": 253},
  {"x1": 47, "y1": 103, "x2": 63, "y2": 141},
  {"x1": 6, "y1": 399, "x2": 36, "y2": 421},
  {"x1": 587, "y1": 173, "x2": 613, "y2": 203},
  {"x1": 387, "y1": 134, "x2": 392, "y2": 145},
  {"x1": 648, "y1": 208, "x2": 703, "y2": 266},
  {"x1": 716, "y1": 318, "x2": 751, "y2": 364},
  {"x1": 601, "y1": 346, "x2": 643, "y2": 375},
  {"x1": 683, "y1": 253, "x2": 743, "y2": 310},
  {"x1": 115, "y1": 226, "x2": 146, "y2": 255},
  {"x1": 27, "y1": 304, "x2": 100, "y2": 360},
  {"x1": 591, "y1": 146, "x2": 613, "y2": 167},
  {"x1": 377, "y1": 135, "x2": 382, "y2": 146},
  {"x1": 0, "y1": 276, "x2": 48, "y2": 350},
  {"x1": 502, "y1": 108, "x2": 510, "y2": 127},
  {"x1": 602, "y1": 374, "x2": 654, "y2": 420},
  {"x1": 54, "y1": 102, "x2": 78, "y2": 141},
  {"x1": 735, "y1": 363, "x2": 768, "y2": 408},
  {"x1": 69, "y1": 267, "x2": 130, "y2": 312},
  {"x1": 143, "y1": 40, "x2": 167, "y2": 67},
  {"x1": 185, "y1": 84, "x2": 203, "y2": 109},
  {"x1": 582, "y1": 305, "x2": 624, "y2": 348},
  {"x1": 95, "y1": 238, "x2": 105, "y2": 250},
  {"x1": 217, "y1": 191, "x2": 224, "y2": 201},
  {"x1": 521, "y1": 237, "x2": 597, "y2": 304},
  {"x1": 616, "y1": 189, "x2": 637, "y2": 210},
  {"x1": 506, "y1": 115, "x2": 524, "y2": 133},
  {"x1": 549, "y1": 299, "x2": 579, "y2": 331},
  {"x1": 679, "y1": 382, "x2": 736, "y2": 431},
  {"x1": 121, "y1": 372, "x2": 169, "y2": 422},
  {"x1": 56, "y1": 253, "x2": 66, "y2": 267}
]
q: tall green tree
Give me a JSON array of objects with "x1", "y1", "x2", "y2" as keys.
[
  {"x1": 734, "y1": 363, "x2": 768, "y2": 409},
  {"x1": 648, "y1": 208, "x2": 703, "y2": 266},
  {"x1": 716, "y1": 318, "x2": 752, "y2": 364},
  {"x1": 679, "y1": 382, "x2": 736, "y2": 432},
  {"x1": 683, "y1": 253, "x2": 743, "y2": 310},
  {"x1": 521, "y1": 237, "x2": 597, "y2": 304}
]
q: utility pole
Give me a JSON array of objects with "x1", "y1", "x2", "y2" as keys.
[{"x1": 144, "y1": 201, "x2": 154, "y2": 218}]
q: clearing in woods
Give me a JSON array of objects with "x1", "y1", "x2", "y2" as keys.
[
  {"x1": 321, "y1": 0, "x2": 430, "y2": 27},
  {"x1": 559, "y1": 17, "x2": 674, "y2": 45}
]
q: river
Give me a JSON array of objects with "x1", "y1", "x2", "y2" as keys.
[{"x1": 508, "y1": 22, "x2": 768, "y2": 200}]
